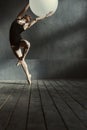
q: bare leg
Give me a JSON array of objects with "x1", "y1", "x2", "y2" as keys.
[
  {"x1": 11, "y1": 42, "x2": 31, "y2": 85},
  {"x1": 20, "y1": 39, "x2": 30, "y2": 60},
  {"x1": 22, "y1": 45, "x2": 30, "y2": 60},
  {"x1": 20, "y1": 60, "x2": 31, "y2": 85},
  {"x1": 17, "y1": 40, "x2": 30, "y2": 66}
]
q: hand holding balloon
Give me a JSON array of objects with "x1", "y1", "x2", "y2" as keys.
[
  {"x1": 35, "y1": 11, "x2": 53, "y2": 22},
  {"x1": 45, "y1": 11, "x2": 54, "y2": 17}
]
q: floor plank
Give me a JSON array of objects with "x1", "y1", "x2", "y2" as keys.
[
  {"x1": 0, "y1": 84, "x2": 13, "y2": 111},
  {"x1": 44, "y1": 80, "x2": 87, "y2": 130},
  {"x1": 5, "y1": 84, "x2": 30, "y2": 130},
  {"x1": 27, "y1": 80, "x2": 46, "y2": 130},
  {"x1": 50, "y1": 81, "x2": 87, "y2": 128},
  {"x1": 38, "y1": 80, "x2": 67, "y2": 130},
  {"x1": 0, "y1": 80, "x2": 87, "y2": 130},
  {"x1": 0, "y1": 84, "x2": 24, "y2": 130},
  {"x1": 67, "y1": 80, "x2": 87, "y2": 98},
  {"x1": 58, "y1": 80, "x2": 87, "y2": 109}
]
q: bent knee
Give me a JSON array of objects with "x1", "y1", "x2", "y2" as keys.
[
  {"x1": 26, "y1": 41, "x2": 30, "y2": 49},
  {"x1": 21, "y1": 40, "x2": 30, "y2": 49}
]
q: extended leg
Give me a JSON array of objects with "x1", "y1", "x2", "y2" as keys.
[
  {"x1": 20, "y1": 60, "x2": 31, "y2": 85},
  {"x1": 11, "y1": 45, "x2": 31, "y2": 85}
]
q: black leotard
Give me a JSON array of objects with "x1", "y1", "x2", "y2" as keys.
[{"x1": 9, "y1": 19, "x2": 24, "y2": 49}]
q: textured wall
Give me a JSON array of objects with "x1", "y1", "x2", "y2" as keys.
[{"x1": 0, "y1": 0, "x2": 87, "y2": 80}]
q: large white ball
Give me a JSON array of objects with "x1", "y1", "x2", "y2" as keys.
[{"x1": 30, "y1": 0, "x2": 58, "y2": 16}]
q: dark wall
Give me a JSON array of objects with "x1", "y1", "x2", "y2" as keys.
[{"x1": 0, "y1": 0, "x2": 87, "y2": 79}]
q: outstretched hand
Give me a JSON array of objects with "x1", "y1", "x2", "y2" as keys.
[
  {"x1": 36, "y1": 11, "x2": 53, "y2": 22},
  {"x1": 45, "y1": 11, "x2": 54, "y2": 17}
]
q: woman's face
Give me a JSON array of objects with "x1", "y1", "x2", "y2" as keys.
[
  {"x1": 17, "y1": 15, "x2": 31, "y2": 25},
  {"x1": 17, "y1": 18, "x2": 26, "y2": 25}
]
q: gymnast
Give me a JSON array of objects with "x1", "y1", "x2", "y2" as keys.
[{"x1": 9, "y1": 2, "x2": 53, "y2": 85}]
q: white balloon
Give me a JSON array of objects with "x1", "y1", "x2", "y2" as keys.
[{"x1": 30, "y1": 0, "x2": 58, "y2": 16}]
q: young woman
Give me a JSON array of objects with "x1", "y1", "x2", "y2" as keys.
[{"x1": 9, "y1": 2, "x2": 53, "y2": 85}]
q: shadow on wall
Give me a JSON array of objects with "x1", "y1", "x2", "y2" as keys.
[
  {"x1": 30, "y1": 18, "x2": 86, "y2": 47},
  {"x1": 0, "y1": 0, "x2": 26, "y2": 23},
  {"x1": 27, "y1": 18, "x2": 86, "y2": 59}
]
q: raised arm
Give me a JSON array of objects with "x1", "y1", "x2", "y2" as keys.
[
  {"x1": 17, "y1": 3, "x2": 30, "y2": 19},
  {"x1": 23, "y1": 11, "x2": 53, "y2": 30},
  {"x1": 23, "y1": 16, "x2": 46, "y2": 30},
  {"x1": 35, "y1": 11, "x2": 53, "y2": 22},
  {"x1": 28, "y1": 11, "x2": 53, "y2": 29}
]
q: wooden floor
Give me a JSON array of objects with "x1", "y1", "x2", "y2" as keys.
[{"x1": 0, "y1": 80, "x2": 87, "y2": 130}]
